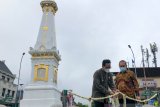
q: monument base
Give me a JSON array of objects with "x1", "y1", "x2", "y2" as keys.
[{"x1": 20, "y1": 84, "x2": 62, "y2": 107}]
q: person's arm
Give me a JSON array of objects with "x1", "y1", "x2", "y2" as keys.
[
  {"x1": 114, "y1": 73, "x2": 119, "y2": 89},
  {"x1": 108, "y1": 73, "x2": 116, "y2": 91},
  {"x1": 93, "y1": 72, "x2": 111, "y2": 95},
  {"x1": 131, "y1": 71, "x2": 140, "y2": 96}
]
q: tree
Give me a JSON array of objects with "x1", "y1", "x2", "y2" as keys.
[{"x1": 76, "y1": 102, "x2": 88, "y2": 107}]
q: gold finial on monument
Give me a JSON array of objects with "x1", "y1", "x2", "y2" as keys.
[{"x1": 40, "y1": 0, "x2": 58, "y2": 14}]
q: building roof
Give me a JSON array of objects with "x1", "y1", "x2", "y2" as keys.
[
  {"x1": 129, "y1": 67, "x2": 160, "y2": 78},
  {"x1": 112, "y1": 67, "x2": 160, "y2": 78},
  {"x1": 0, "y1": 61, "x2": 13, "y2": 75}
]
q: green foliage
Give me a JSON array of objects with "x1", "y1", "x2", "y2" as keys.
[
  {"x1": 91, "y1": 101, "x2": 94, "y2": 107},
  {"x1": 76, "y1": 102, "x2": 88, "y2": 107}
]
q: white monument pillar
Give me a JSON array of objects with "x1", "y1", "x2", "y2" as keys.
[{"x1": 20, "y1": 0, "x2": 62, "y2": 107}]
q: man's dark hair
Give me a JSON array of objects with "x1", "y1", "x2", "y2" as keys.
[{"x1": 102, "y1": 59, "x2": 111, "y2": 66}]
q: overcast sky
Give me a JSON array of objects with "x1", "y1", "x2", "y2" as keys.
[{"x1": 0, "y1": 0, "x2": 160, "y2": 104}]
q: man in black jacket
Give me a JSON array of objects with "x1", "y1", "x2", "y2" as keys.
[{"x1": 92, "y1": 59, "x2": 116, "y2": 107}]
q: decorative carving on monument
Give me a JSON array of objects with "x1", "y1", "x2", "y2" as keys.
[
  {"x1": 40, "y1": 45, "x2": 46, "y2": 50},
  {"x1": 34, "y1": 64, "x2": 49, "y2": 82}
]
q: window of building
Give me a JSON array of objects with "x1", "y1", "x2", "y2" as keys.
[
  {"x1": 7, "y1": 78, "x2": 10, "y2": 82},
  {"x1": 2, "y1": 88, "x2": 6, "y2": 97},
  {"x1": 12, "y1": 91, "x2": 15, "y2": 97},
  {"x1": 2, "y1": 76, "x2": 5, "y2": 80},
  {"x1": 7, "y1": 90, "x2": 11, "y2": 96}
]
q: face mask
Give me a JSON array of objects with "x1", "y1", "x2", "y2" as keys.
[
  {"x1": 104, "y1": 68, "x2": 110, "y2": 72},
  {"x1": 120, "y1": 67, "x2": 127, "y2": 72}
]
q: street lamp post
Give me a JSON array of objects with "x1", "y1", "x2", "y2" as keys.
[
  {"x1": 128, "y1": 45, "x2": 137, "y2": 77},
  {"x1": 19, "y1": 84, "x2": 24, "y2": 102},
  {"x1": 16, "y1": 52, "x2": 25, "y2": 106}
]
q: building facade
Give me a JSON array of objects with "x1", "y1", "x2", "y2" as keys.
[{"x1": 0, "y1": 61, "x2": 17, "y2": 104}]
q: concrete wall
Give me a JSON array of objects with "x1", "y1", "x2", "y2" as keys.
[{"x1": 137, "y1": 77, "x2": 160, "y2": 89}]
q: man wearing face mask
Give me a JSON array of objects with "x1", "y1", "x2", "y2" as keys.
[
  {"x1": 115, "y1": 60, "x2": 140, "y2": 107},
  {"x1": 92, "y1": 59, "x2": 117, "y2": 107}
]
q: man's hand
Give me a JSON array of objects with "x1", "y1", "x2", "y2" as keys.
[
  {"x1": 109, "y1": 91, "x2": 114, "y2": 95},
  {"x1": 111, "y1": 89, "x2": 119, "y2": 98},
  {"x1": 136, "y1": 96, "x2": 141, "y2": 100},
  {"x1": 114, "y1": 89, "x2": 120, "y2": 93},
  {"x1": 112, "y1": 89, "x2": 120, "y2": 94}
]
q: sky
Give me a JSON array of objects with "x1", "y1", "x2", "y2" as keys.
[{"x1": 0, "y1": 0, "x2": 160, "y2": 104}]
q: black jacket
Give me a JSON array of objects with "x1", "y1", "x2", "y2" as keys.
[{"x1": 92, "y1": 68, "x2": 115, "y2": 102}]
